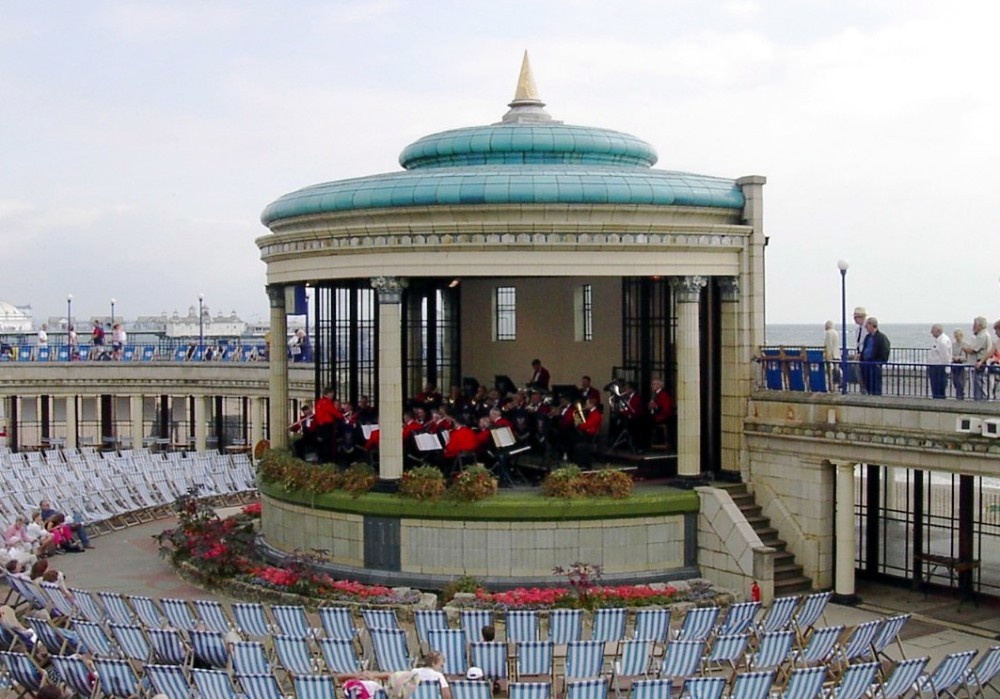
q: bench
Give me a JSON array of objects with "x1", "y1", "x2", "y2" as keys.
[{"x1": 914, "y1": 553, "x2": 980, "y2": 607}]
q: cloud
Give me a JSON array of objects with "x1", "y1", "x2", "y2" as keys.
[{"x1": 99, "y1": 3, "x2": 247, "y2": 41}]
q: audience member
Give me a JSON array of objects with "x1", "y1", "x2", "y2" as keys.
[
  {"x1": 39, "y1": 500, "x2": 91, "y2": 550},
  {"x1": 414, "y1": 652, "x2": 451, "y2": 699},
  {"x1": 952, "y1": 328, "x2": 967, "y2": 399},
  {"x1": 313, "y1": 386, "x2": 344, "y2": 463},
  {"x1": 290, "y1": 403, "x2": 318, "y2": 461},
  {"x1": 37, "y1": 324, "x2": 48, "y2": 348},
  {"x1": 860, "y1": 317, "x2": 890, "y2": 396},
  {"x1": 927, "y1": 324, "x2": 952, "y2": 399},
  {"x1": 964, "y1": 316, "x2": 993, "y2": 401},
  {"x1": 823, "y1": 320, "x2": 840, "y2": 386},
  {"x1": 852, "y1": 307, "x2": 869, "y2": 391}
]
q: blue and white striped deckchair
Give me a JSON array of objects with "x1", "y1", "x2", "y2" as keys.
[
  {"x1": 792, "y1": 592, "x2": 831, "y2": 643},
  {"x1": 657, "y1": 640, "x2": 704, "y2": 684},
  {"x1": 93, "y1": 657, "x2": 144, "y2": 699},
  {"x1": 755, "y1": 596, "x2": 800, "y2": 636},
  {"x1": 729, "y1": 670, "x2": 775, "y2": 699},
  {"x1": 68, "y1": 587, "x2": 107, "y2": 624},
  {"x1": 630, "y1": 678, "x2": 672, "y2": 699},
  {"x1": 834, "y1": 620, "x2": 882, "y2": 672},
  {"x1": 714, "y1": 601, "x2": 760, "y2": 637},
  {"x1": 470, "y1": 641, "x2": 509, "y2": 681},
  {"x1": 233, "y1": 602, "x2": 274, "y2": 637},
  {"x1": 239, "y1": 672, "x2": 286, "y2": 699},
  {"x1": 591, "y1": 608, "x2": 627, "y2": 643},
  {"x1": 191, "y1": 629, "x2": 231, "y2": 669},
  {"x1": 870, "y1": 614, "x2": 909, "y2": 664},
  {"x1": 701, "y1": 633, "x2": 748, "y2": 675},
  {"x1": 148, "y1": 626, "x2": 192, "y2": 666},
  {"x1": 548, "y1": 609, "x2": 583, "y2": 644},
  {"x1": 6, "y1": 575, "x2": 48, "y2": 612},
  {"x1": 370, "y1": 627, "x2": 412, "y2": 672},
  {"x1": 274, "y1": 634, "x2": 320, "y2": 675},
  {"x1": 108, "y1": 622, "x2": 151, "y2": 662},
  {"x1": 39, "y1": 581, "x2": 78, "y2": 619},
  {"x1": 450, "y1": 679, "x2": 493, "y2": 699},
  {"x1": 193, "y1": 599, "x2": 236, "y2": 634},
  {"x1": 829, "y1": 662, "x2": 880, "y2": 699},
  {"x1": 964, "y1": 646, "x2": 1000, "y2": 699},
  {"x1": 746, "y1": 630, "x2": 794, "y2": 674},
  {"x1": 98, "y1": 592, "x2": 136, "y2": 625},
  {"x1": 674, "y1": 607, "x2": 719, "y2": 642},
  {"x1": 146, "y1": 663, "x2": 194, "y2": 699},
  {"x1": 72, "y1": 619, "x2": 119, "y2": 657},
  {"x1": 912, "y1": 650, "x2": 978, "y2": 699},
  {"x1": 128, "y1": 594, "x2": 165, "y2": 628},
  {"x1": 515, "y1": 640, "x2": 554, "y2": 681},
  {"x1": 272, "y1": 604, "x2": 317, "y2": 638},
  {"x1": 363, "y1": 609, "x2": 400, "y2": 631},
  {"x1": 566, "y1": 640, "x2": 606, "y2": 680},
  {"x1": 50, "y1": 654, "x2": 97, "y2": 698},
  {"x1": 318, "y1": 637, "x2": 365, "y2": 674},
  {"x1": 193, "y1": 667, "x2": 241, "y2": 699},
  {"x1": 777, "y1": 667, "x2": 827, "y2": 699},
  {"x1": 612, "y1": 639, "x2": 652, "y2": 698},
  {"x1": 294, "y1": 674, "x2": 339, "y2": 699},
  {"x1": 680, "y1": 676, "x2": 725, "y2": 699},
  {"x1": 566, "y1": 677, "x2": 609, "y2": 699},
  {"x1": 0, "y1": 651, "x2": 44, "y2": 699},
  {"x1": 508, "y1": 681, "x2": 552, "y2": 699},
  {"x1": 161, "y1": 597, "x2": 196, "y2": 631},
  {"x1": 791, "y1": 626, "x2": 843, "y2": 671},
  {"x1": 232, "y1": 641, "x2": 273, "y2": 675},
  {"x1": 319, "y1": 607, "x2": 359, "y2": 641},
  {"x1": 26, "y1": 617, "x2": 71, "y2": 656},
  {"x1": 873, "y1": 657, "x2": 929, "y2": 699},
  {"x1": 428, "y1": 629, "x2": 469, "y2": 677},
  {"x1": 507, "y1": 610, "x2": 541, "y2": 643},
  {"x1": 633, "y1": 609, "x2": 671, "y2": 645},
  {"x1": 461, "y1": 609, "x2": 494, "y2": 644},
  {"x1": 414, "y1": 681, "x2": 445, "y2": 699},
  {"x1": 141, "y1": 345, "x2": 156, "y2": 361},
  {"x1": 415, "y1": 610, "x2": 450, "y2": 648}
]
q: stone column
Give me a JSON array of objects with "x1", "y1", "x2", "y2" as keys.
[
  {"x1": 65, "y1": 396, "x2": 77, "y2": 450},
  {"x1": 833, "y1": 460, "x2": 860, "y2": 604},
  {"x1": 268, "y1": 284, "x2": 289, "y2": 450},
  {"x1": 371, "y1": 276, "x2": 408, "y2": 483},
  {"x1": 250, "y1": 397, "x2": 265, "y2": 449},
  {"x1": 671, "y1": 275, "x2": 707, "y2": 478},
  {"x1": 193, "y1": 395, "x2": 208, "y2": 452},
  {"x1": 718, "y1": 277, "x2": 743, "y2": 474},
  {"x1": 130, "y1": 396, "x2": 144, "y2": 449}
]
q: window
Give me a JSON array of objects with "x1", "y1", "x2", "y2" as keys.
[
  {"x1": 575, "y1": 284, "x2": 594, "y2": 342},
  {"x1": 494, "y1": 286, "x2": 517, "y2": 341}
]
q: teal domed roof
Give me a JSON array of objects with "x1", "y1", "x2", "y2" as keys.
[{"x1": 261, "y1": 56, "x2": 745, "y2": 227}]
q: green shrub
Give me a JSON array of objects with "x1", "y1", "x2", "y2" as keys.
[
  {"x1": 542, "y1": 465, "x2": 586, "y2": 498},
  {"x1": 448, "y1": 465, "x2": 498, "y2": 502},
  {"x1": 342, "y1": 462, "x2": 378, "y2": 497},
  {"x1": 399, "y1": 466, "x2": 447, "y2": 501},
  {"x1": 440, "y1": 575, "x2": 483, "y2": 604},
  {"x1": 581, "y1": 467, "x2": 634, "y2": 498}
]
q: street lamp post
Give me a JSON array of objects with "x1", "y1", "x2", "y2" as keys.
[
  {"x1": 66, "y1": 294, "x2": 73, "y2": 334},
  {"x1": 838, "y1": 259, "x2": 849, "y2": 394},
  {"x1": 110, "y1": 298, "x2": 116, "y2": 326},
  {"x1": 198, "y1": 293, "x2": 205, "y2": 348}
]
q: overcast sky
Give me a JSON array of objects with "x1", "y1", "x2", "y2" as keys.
[{"x1": 2, "y1": 0, "x2": 999, "y2": 325}]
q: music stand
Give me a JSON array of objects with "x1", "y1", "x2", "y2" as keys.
[{"x1": 490, "y1": 426, "x2": 530, "y2": 486}]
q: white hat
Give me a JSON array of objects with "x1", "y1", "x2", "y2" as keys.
[{"x1": 466, "y1": 667, "x2": 485, "y2": 680}]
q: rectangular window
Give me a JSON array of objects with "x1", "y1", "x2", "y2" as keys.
[
  {"x1": 574, "y1": 284, "x2": 594, "y2": 342},
  {"x1": 495, "y1": 286, "x2": 517, "y2": 341}
]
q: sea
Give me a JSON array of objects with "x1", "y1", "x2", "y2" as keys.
[{"x1": 765, "y1": 323, "x2": 968, "y2": 350}]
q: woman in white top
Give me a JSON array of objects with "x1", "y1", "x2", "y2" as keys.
[{"x1": 414, "y1": 652, "x2": 451, "y2": 699}]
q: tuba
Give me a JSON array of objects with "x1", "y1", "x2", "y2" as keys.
[{"x1": 573, "y1": 402, "x2": 586, "y2": 425}]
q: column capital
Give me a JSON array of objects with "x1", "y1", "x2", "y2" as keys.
[
  {"x1": 266, "y1": 284, "x2": 285, "y2": 308},
  {"x1": 718, "y1": 276, "x2": 740, "y2": 302},
  {"x1": 670, "y1": 275, "x2": 707, "y2": 303},
  {"x1": 371, "y1": 276, "x2": 408, "y2": 304}
]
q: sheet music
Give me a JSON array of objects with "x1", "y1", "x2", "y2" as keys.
[
  {"x1": 491, "y1": 426, "x2": 516, "y2": 448},
  {"x1": 414, "y1": 432, "x2": 443, "y2": 452},
  {"x1": 362, "y1": 424, "x2": 379, "y2": 440}
]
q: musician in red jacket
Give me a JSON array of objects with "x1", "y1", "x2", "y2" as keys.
[
  {"x1": 648, "y1": 377, "x2": 675, "y2": 448},
  {"x1": 313, "y1": 387, "x2": 344, "y2": 463}
]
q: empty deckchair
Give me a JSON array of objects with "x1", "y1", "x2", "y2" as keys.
[
  {"x1": 145, "y1": 663, "x2": 193, "y2": 699},
  {"x1": 508, "y1": 682, "x2": 551, "y2": 699},
  {"x1": 515, "y1": 640, "x2": 554, "y2": 682},
  {"x1": 93, "y1": 657, "x2": 144, "y2": 699},
  {"x1": 701, "y1": 633, "x2": 748, "y2": 675},
  {"x1": 870, "y1": 614, "x2": 909, "y2": 665},
  {"x1": 592, "y1": 608, "x2": 627, "y2": 643},
  {"x1": 193, "y1": 667, "x2": 242, "y2": 699},
  {"x1": 657, "y1": 640, "x2": 704, "y2": 685},
  {"x1": 634, "y1": 609, "x2": 671, "y2": 645},
  {"x1": 549, "y1": 609, "x2": 583, "y2": 644},
  {"x1": 629, "y1": 679, "x2": 672, "y2": 699},
  {"x1": 714, "y1": 601, "x2": 760, "y2": 637},
  {"x1": 565, "y1": 640, "x2": 606, "y2": 680},
  {"x1": 963, "y1": 646, "x2": 1000, "y2": 699},
  {"x1": 232, "y1": 641, "x2": 273, "y2": 676},
  {"x1": 912, "y1": 650, "x2": 978, "y2": 699},
  {"x1": 293, "y1": 674, "x2": 339, "y2": 699},
  {"x1": 470, "y1": 641, "x2": 508, "y2": 682},
  {"x1": 674, "y1": 607, "x2": 719, "y2": 642},
  {"x1": 755, "y1": 596, "x2": 800, "y2": 636},
  {"x1": 681, "y1": 677, "x2": 725, "y2": 699},
  {"x1": 427, "y1": 629, "x2": 469, "y2": 677},
  {"x1": 829, "y1": 662, "x2": 880, "y2": 699},
  {"x1": 193, "y1": 599, "x2": 236, "y2": 634},
  {"x1": 507, "y1": 610, "x2": 541, "y2": 643},
  {"x1": 729, "y1": 670, "x2": 774, "y2": 699},
  {"x1": 233, "y1": 602, "x2": 274, "y2": 637},
  {"x1": 415, "y1": 610, "x2": 449, "y2": 649},
  {"x1": 461, "y1": 609, "x2": 494, "y2": 644},
  {"x1": 239, "y1": 673, "x2": 286, "y2": 699},
  {"x1": 792, "y1": 592, "x2": 831, "y2": 642},
  {"x1": 318, "y1": 637, "x2": 365, "y2": 674},
  {"x1": 319, "y1": 607, "x2": 358, "y2": 641},
  {"x1": 370, "y1": 627, "x2": 412, "y2": 672},
  {"x1": 272, "y1": 604, "x2": 317, "y2": 638},
  {"x1": 776, "y1": 667, "x2": 827, "y2": 699},
  {"x1": 872, "y1": 657, "x2": 929, "y2": 699},
  {"x1": 273, "y1": 634, "x2": 320, "y2": 675},
  {"x1": 566, "y1": 677, "x2": 609, "y2": 699},
  {"x1": 190, "y1": 629, "x2": 231, "y2": 669},
  {"x1": 611, "y1": 639, "x2": 653, "y2": 699}
]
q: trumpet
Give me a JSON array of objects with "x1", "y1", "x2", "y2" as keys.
[{"x1": 573, "y1": 401, "x2": 586, "y2": 425}]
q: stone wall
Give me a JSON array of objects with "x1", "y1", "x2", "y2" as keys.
[{"x1": 696, "y1": 486, "x2": 770, "y2": 601}]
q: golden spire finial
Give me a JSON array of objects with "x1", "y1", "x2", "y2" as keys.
[
  {"x1": 512, "y1": 50, "x2": 541, "y2": 103},
  {"x1": 500, "y1": 50, "x2": 556, "y2": 124}
]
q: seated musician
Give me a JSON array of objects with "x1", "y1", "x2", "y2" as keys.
[
  {"x1": 525, "y1": 390, "x2": 551, "y2": 450},
  {"x1": 648, "y1": 377, "x2": 675, "y2": 448},
  {"x1": 339, "y1": 400, "x2": 358, "y2": 456},
  {"x1": 442, "y1": 415, "x2": 481, "y2": 463},
  {"x1": 573, "y1": 396, "x2": 603, "y2": 467},
  {"x1": 488, "y1": 408, "x2": 513, "y2": 430},
  {"x1": 469, "y1": 385, "x2": 490, "y2": 416},
  {"x1": 551, "y1": 395, "x2": 578, "y2": 460},
  {"x1": 290, "y1": 403, "x2": 318, "y2": 460},
  {"x1": 414, "y1": 382, "x2": 443, "y2": 410},
  {"x1": 618, "y1": 381, "x2": 647, "y2": 451},
  {"x1": 426, "y1": 406, "x2": 454, "y2": 434},
  {"x1": 528, "y1": 359, "x2": 551, "y2": 390},
  {"x1": 313, "y1": 387, "x2": 344, "y2": 464},
  {"x1": 579, "y1": 375, "x2": 601, "y2": 405},
  {"x1": 356, "y1": 395, "x2": 377, "y2": 425}
]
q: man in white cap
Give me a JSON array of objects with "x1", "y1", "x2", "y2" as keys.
[{"x1": 852, "y1": 307, "x2": 870, "y2": 392}]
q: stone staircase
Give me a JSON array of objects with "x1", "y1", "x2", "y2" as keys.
[{"x1": 718, "y1": 482, "x2": 813, "y2": 595}]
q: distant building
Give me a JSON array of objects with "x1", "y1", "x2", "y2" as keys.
[{"x1": 0, "y1": 301, "x2": 33, "y2": 332}]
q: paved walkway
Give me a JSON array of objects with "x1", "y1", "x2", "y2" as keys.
[{"x1": 51, "y1": 514, "x2": 1000, "y2": 669}]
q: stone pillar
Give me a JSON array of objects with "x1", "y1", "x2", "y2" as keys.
[
  {"x1": 130, "y1": 396, "x2": 144, "y2": 449},
  {"x1": 718, "y1": 277, "x2": 742, "y2": 474},
  {"x1": 193, "y1": 395, "x2": 208, "y2": 452},
  {"x1": 371, "y1": 276, "x2": 408, "y2": 482},
  {"x1": 250, "y1": 397, "x2": 265, "y2": 450},
  {"x1": 671, "y1": 275, "x2": 707, "y2": 478},
  {"x1": 65, "y1": 396, "x2": 77, "y2": 450},
  {"x1": 268, "y1": 284, "x2": 289, "y2": 450},
  {"x1": 833, "y1": 460, "x2": 860, "y2": 604}
]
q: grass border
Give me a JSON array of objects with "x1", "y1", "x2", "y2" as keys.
[{"x1": 259, "y1": 480, "x2": 699, "y2": 521}]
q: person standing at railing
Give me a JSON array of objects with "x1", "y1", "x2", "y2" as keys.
[
  {"x1": 952, "y1": 328, "x2": 967, "y2": 399},
  {"x1": 823, "y1": 320, "x2": 840, "y2": 386},
  {"x1": 860, "y1": 316, "x2": 891, "y2": 396},
  {"x1": 852, "y1": 307, "x2": 869, "y2": 392},
  {"x1": 927, "y1": 324, "x2": 952, "y2": 399},
  {"x1": 964, "y1": 316, "x2": 993, "y2": 401}
]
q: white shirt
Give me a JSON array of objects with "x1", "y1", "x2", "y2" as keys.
[
  {"x1": 928, "y1": 333, "x2": 952, "y2": 365},
  {"x1": 823, "y1": 327, "x2": 840, "y2": 360},
  {"x1": 414, "y1": 668, "x2": 449, "y2": 688},
  {"x1": 37, "y1": 329, "x2": 47, "y2": 346},
  {"x1": 854, "y1": 322, "x2": 869, "y2": 356}
]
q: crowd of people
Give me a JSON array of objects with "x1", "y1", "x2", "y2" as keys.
[
  {"x1": 822, "y1": 310, "x2": 1000, "y2": 399},
  {"x1": 3, "y1": 499, "x2": 94, "y2": 573},
  {"x1": 289, "y1": 360, "x2": 676, "y2": 474}
]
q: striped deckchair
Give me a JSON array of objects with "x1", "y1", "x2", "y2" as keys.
[
  {"x1": 674, "y1": 607, "x2": 719, "y2": 642},
  {"x1": 193, "y1": 599, "x2": 236, "y2": 634},
  {"x1": 127, "y1": 594, "x2": 165, "y2": 628},
  {"x1": 0, "y1": 651, "x2": 44, "y2": 699},
  {"x1": 193, "y1": 667, "x2": 241, "y2": 699},
  {"x1": 630, "y1": 679, "x2": 672, "y2": 699},
  {"x1": 508, "y1": 681, "x2": 552, "y2": 699},
  {"x1": 146, "y1": 663, "x2": 193, "y2": 699},
  {"x1": 233, "y1": 602, "x2": 274, "y2": 637},
  {"x1": 148, "y1": 627, "x2": 192, "y2": 666},
  {"x1": 791, "y1": 625, "x2": 843, "y2": 672},
  {"x1": 272, "y1": 604, "x2": 316, "y2": 638},
  {"x1": 657, "y1": 640, "x2": 704, "y2": 685},
  {"x1": 870, "y1": 614, "x2": 909, "y2": 664},
  {"x1": 39, "y1": 581, "x2": 78, "y2": 619},
  {"x1": 565, "y1": 640, "x2": 606, "y2": 680},
  {"x1": 612, "y1": 639, "x2": 652, "y2": 698},
  {"x1": 516, "y1": 640, "x2": 554, "y2": 682},
  {"x1": 319, "y1": 606, "x2": 359, "y2": 641},
  {"x1": 25, "y1": 617, "x2": 71, "y2": 656},
  {"x1": 566, "y1": 677, "x2": 609, "y2": 699},
  {"x1": 507, "y1": 610, "x2": 541, "y2": 643},
  {"x1": 776, "y1": 667, "x2": 827, "y2": 699},
  {"x1": 730, "y1": 671, "x2": 775, "y2": 699},
  {"x1": 362, "y1": 609, "x2": 400, "y2": 631},
  {"x1": 591, "y1": 608, "x2": 627, "y2": 643},
  {"x1": 681, "y1": 677, "x2": 725, "y2": 699},
  {"x1": 745, "y1": 630, "x2": 794, "y2": 674},
  {"x1": 714, "y1": 601, "x2": 760, "y2": 637},
  {"x1": 293, "y1": 674, "x2": 339, "y2": 699},
  {"x1": 370, "y1": 627, "x2": 412, "y2": 672},
  {"x1": 190, "y1": 629, "x2": 231, "y2": 669},
  {"x1": 50, "y1": 654, "x2": 97, "y2": 698},
  {"x1": 634, "y1": 609, "x2": 671, "y2": 645},
  {"x1": 701, "y1": 633, "x2": 748, "y2": 675},
  {"x1": 470, "y1": 641, "x2": 508, "y2": 681},
  {"x1": 912, "y1": 650, "x2": 978, "y2": 699},
  {"x1": 829, "y1": 662, "x2": 880, "y2": 699},
  {"x1": 834, "y1": 620, "x2": 882, "y2": 674},
  {"x1": 873, "y1": 657, "x2": 929, "y2": 699},
  {"x1": 461, "y1": 609, "x2": 494, "y2": 644},
  {"x1": 108, "y1": 622, "x2": 151, "y2": 662},
  {"x1": 549, "y1": 609, "x2": 583, "y2": 644},
  {"x1": 964, "y1": 646, "x2": 1000, "y2": 699},
  {"x1": 428, "y1": 628, "x2": 469, "y2": 676},
  {"x1": 274, "y1": 634, "x2": 320, "y2": 675},
  {"x1": 93, "y1": 657, "x2": 145, "y2": 699},
  {"x1": 415, "y1": 610, "x2": 449, "y2": 648},
  {"x1": 450, "y1": 679, "x2": 493, "y2": 699},
  {"x1": 238, "y1": 672, "x2": 286, "y2": 699},
  {"x1": 232, "y1": 641, "x2": 273, "y2": 675},
  {"x1": 161, "y1": 597, "x2": 197, "y2": 631},
  {"x1": 414, "y1": 681, "x2": 444, "y2": 699},
  {"x1": 97, "y1": 592, "x2": 136, "y2": 625},
  {"x1": 72, "y1": 619, "x2": 119, "y2": 657},
  {"x1": 318, "y1": 637, "x2": 365, "y2": 674},
  {"x1": 68, "y1": 587, "x2": 106, "y2": 624},
  {"x1": 792, "y1": 592, "x2": 831, "y2": 642},
  {"x1": 755, "y1": 596, "x2": 799, "y2": 636}
]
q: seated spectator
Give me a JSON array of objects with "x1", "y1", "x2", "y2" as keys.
[
  {"x1": 26, "y1": 512, "x2": 55, "y2": 557},
  {"x1": 44, "y1": 514, "x2": 84, "y2": 553},
  {"x1": 39, "y1": 501, "x2": 91, "y2": 551},
  {"x1": 414, "y1": 652, "x2": 452, "y2": 699},
  {"x1": 4, "y1": 516, "x2": 38, "y2": 568}
]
